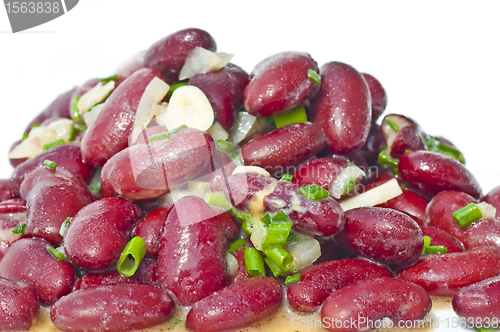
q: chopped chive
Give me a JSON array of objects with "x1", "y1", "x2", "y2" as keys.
[
  {"x1": 71, "y1": 97, "x2": 83, "y2": 122},
  {"x1": 22, "y1": 132, "x2": 29, "y2": 141},
  {"x1": 262, "y1": 222, "x2": 292, "y2": 248},
  {"x1": 117, "y1": 237, "x2": 146, "y2": 277},
  {"x1": 423, "y1": 246, "x2": 448, "y2": 254},
  {"x1": 100, "y1": 74, "x2": 118, "y2": 84},
  {"x1": 263, "y1": 246, "x2": 293, "y2": 272},
  {"x1": 46, "y1": 245, "x2": 65, "y2": 260},
  {"x1": 378, "y1": 146, "x2": 399, "y2": 171},
  {"x1": 167, "y1": 81, "x2": 188, "y2": 99},
  {"x1": 231, "y1": 152, "x2": 244, "y2": 166},
  {"x1": 299, "y1": 184, "x2": 329, "y2": 201},
  {"x1": 308, "y1": 69, "x2": 321, "y2": 85},
  {"x1": 425, "y1": 137, "x2": 465, "y2": 164},
  {"x1": 271, "y1": 210, "x2": 290, "y2": 223},
  {"x1": 170, "y1": 318, "x2": 183, "y2": 329},
  {"x1": 287, "y1": 231, "x2": 297, "y2": 242},
  {"x1": 215, "y1": 140, "x2": 235, "y2": 154},
  {"x1": 280, "y1": 174, "x2": 293, "y2": 182},
  {"x1": 149, "y1": 132, "x2": 171, "y2": 143},
  {"x1": 261, "y1": 213, "x2": 272, "y2": 226},
  {"x1": 11, "y1": 223, "x2": 26, "y2": 235},
  {"x1": 236, "y1": 213, "x2": 250, "y2": 223},
  {"x1": 31, "y1": 124, "x2": 40, "y2": 128},
  {"x1": 273, "y1": 106, "x2": 308, "y2": 129},
  {"x1": 43, "y1": 139, "x2": 65, "y2": 151},
  {"x1": 244, "y1": 247, "x2": 266, "y2": 277},
  {"x1": 285, "y1": 273, "x2": 302, "y2": 285},
  {"x1": 385, "y1": 118, "x2": 400, "y2": 132},
  {"x1": 227, "y1": 238, "x2": 246, "y2": 254},
  {"x1": 206, "y1": 193, "x2": 232, "y2": 210},
  {"x1": 242, "y1": 218, "x2": 253, "y2": 235},
  {"x1": 43, "y1": 159, "x2": 57, "y2": 170},
  {"x1": 474, "y1": 326, "x2": 498, "y2": 332},
  {"x1": 423, "y1": 236, "x2": 431, "y2": 249},
  {"x1": 452, "y1": 203, "x2": 483, "y2": 228},
  {"x1": 59, "y1": 217, "x2": 70, "y2": 237},
  {"x1": 264, "y1": 257, "x2": 283, "y2": 277},
  {"x1": 170, "y1": 125, "x2": 188, "y2": 134},
  {"x1": 68, "y1": 123, "x2": 76, "y2": 142},
  {"x1": 74, "y1": 124, "x2": 87, "y2": 131},
  {"x1": 89, "y1": 184, "x2": 101, "y2": 194}
]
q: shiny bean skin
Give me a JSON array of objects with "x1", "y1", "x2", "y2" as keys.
[
  {"x1": 158, "y1": 196, "x2": 228, "y2": 306},
  {"x1": 243, "y1": 51, "x2": 319, "y2": 117},
  {"x1": 452, "y1": 274, "x2": 500, "y2": 320},
  {"x1": 291, "y1": 156, "x2": 350, "y2": 192},
  {"x1": 314, "y1": 238, "x2": 349, "y2": 264},
  {"x1": 25, "y1": 88, "x2": 73, "y2": 133},
  {"x1": 0, "y1": 208, "x2": 27, "y2": 260},
  {"x1": 310, "y1": 61, "x2": 371, "y2": 154},
  {"x1": 20, "y1": 167, "x2": 92, "y2": 245},
  {"x1": 0, "y1": 197, "x2": 26, "y2": 214},
  {"x1": 336, "y1": 207, "x2": 423, "y2": 266},
  {"x1": 198, "y1": 147, "x2": 237, "y2": 193},
  {"x1": 64, "y1": 197, "x2": 142, "y2": 270},
  {"x1": 9, "y1": 139, "x2": 27, "y2": 168},
  {"x1": 321, "y1": 278, "x2": 431, "y2": 332},
  {"x1": 0, "y1": 179, "x2": 13, "y2": 202},
  {"x1": 240, "y1": 122, "x2": 326, "y2": 177},
  {"x1": 377, "y1": 187, "x2": 429, "y2": 225},
  {"x1": 185, "y1": 276, "x2": 283, "y2": 332},
  {"x1": 397, "y1": 246, "x2": 500, "y2": 296},
  {"x1": 398, "y1": 151, "x2": 482, "y2": 198},
  {"x1": 134, "y1": 125, "x2": 168, "y2": 145},
  {"x1": 482, "y1": 185, "x2": 500, "y2": 219},
  {"x1": 359, "y1": 123, "x2": 385, "y2": 164},
  {"x1": 214, "y1": 208, "x2": 239, "y2": 242},
  {"x1": 0, "y1": 238, "x2": 75, "y2": 305},
  {"x1": 144, "y1": 28, "x2": 217, "y2": 84},
  {"x1": 287, "y1": 258, "x2": 393, "y2": 313},
  {"x1": 101, "y1": 128, "x2": 214, "y2": 200},
  {"x1": 381, "y1": 114, "x2": 426, "y2": 158},
  {"x1": 81, "y1": 68, "x2": 163, "y2": 167},
  {"x1": 362, "y1": 73, "x2": 387, "y2": 123},
  {"x1": 0, "y1": 277, "x2": 39, "y2": 331},
  {"x1": 133, "y1": 206, "x2": 169, "y2": 256},
  {"x1": 225, "y1": 173, "x2": 277, "y2": 210},
  {"x1": 420, "y1": 226, "x2": 465, "y2": 253},
  {"x1": 189, "y1": 63, "x2": 249, "y2": 130},
  {"x1": 50, "y1": 284, "x2": 175, "y2": 332}
]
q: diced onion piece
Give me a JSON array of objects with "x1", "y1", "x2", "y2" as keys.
[
  {"x1": 178, "y1": 47, "x2": 234, "y2": 80},
  {"x1": 207, "y1": 122, "x2": 229, "y2": 141},
  {"x1": 82, "y1": 104, "x2": 104, "y2": 128},
  {"x1": 284, "y1": 234, "x2": 321, "y2": 275},
  {"x1": 153, "y1": 102, "x2": 168, "y2": 119},
  {"x1": 187, "y1": 181, "x2": 212, "y2": 200},
  {"x1": 0, "y1": 227, "x2": 22, "y2": 243},
  {"x1": 226, "y1": 252, "x2": 239, "y2": 277},
  {"x1": 330, "y1": 165, "x2": 366, "y2": 199},
  {"x1": 250, "y1": 218, "x2": 267, "y2": 251},
  {"x1": 78, "y1": 81, "x2": 115, "y2": 114},
  {"x1": 228, "y1": 112, "x2": 274, "y2": 146},
  {"x1": 477, "y1": 202, "x2": 497, "y2": 220},
  {"x1": 339, "y1": 178, "x2": 403, "y2": 211},
  {"x1": 232, "y1": 166, "x2": 270, "y2": 177}
]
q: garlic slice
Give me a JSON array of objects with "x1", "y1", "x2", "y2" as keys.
[
  {"x1": 78, "y1": 81, "x2": 115, "y2": 114},
  {"x1": 232, "y1": 166, "x2": 270, "y2": 177},
  {"x1": 179, "y1": 47, "x2": 234, "y2": 80},
  {"x1": 339, "y1": 178, "x2": 403, "y2": 211}
]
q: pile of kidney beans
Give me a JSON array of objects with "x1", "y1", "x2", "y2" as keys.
[{"x1": 1, "y1": 27, "x2": 500, "y2": 332}]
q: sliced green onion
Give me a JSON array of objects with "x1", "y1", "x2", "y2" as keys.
[
  {"x1": 299, "y1": 184, "x2": 329, "y2": 201},
  {"x1": 71, "y1": 97, "x2": 83, "y2": 122},
  {"x1": 237, "y1": 214, "x2": 253, "y2": 235},
  {"x1": 261, "y1": 213, "x2": 272, "y2": 226},
  {"x1": 285, "y1": 273, "x2": 302, "y2": 285},
  {"x1": 31, "y1": 124, "x2": 40, "y2": 128},
  {"x1": 273, "y1": 106, "x2": 308, "y2": 129},
  {"x1": 149, "y1": 132, "x2": 170, "y2": 143},
  {"x1": 100, "y1": 74, "x2": 118, "y2": 84},
  {"x1": 231, "y1": 152, "x2": 244, "y2": 166},
  {"x1": 59, "y1": 217, "x2": 70, "y2": 237},
  {"x1": 272, "y1": 210, "x2": 290, "y2": 224},
  {"x1": 43, "y1": 159, "x2": 57, "y2": 170},
  {"x1": 117, "y1": 237, "x2": 146, "y2": 277},
  {"x1": 308, "y1": 69, "x2": 321, "y2": 86},
  {"x1": 11, "y1": 223, "x2": 26, "y2": 235},
  {"x1": 280, "y1": 174, "x2": 293, "y2": 182},
  {"x1": 378, "y1": 146, "x2": 399, "y2": 171},
  {"x1": 385, "y1": 118, "x2": 400, "y2": 132},
  {"x1": 74, "y1": 124, "x2": 87, "y2": 131},
  {"x1": 263, "y1": 246, "x2": 293, "y2": 272},
  {"x1": 227, "y1": 238, "x2": 246, "y2": 254},
  {"x1": 244, "y1": 247, "x2": 265, "y2": 277},
  {"x1": 423, "y1": 236, "x2": 431, "y2": 249},
  {"x1": 425, "y1": 137, "x2": 465, "y2": 164},
  {"x1": 262, "y1": 222, "x2": 292, "y2": 248},
  {"x1": 22, "y1": 132, "x2": 29, "y2": 141},
  {"x1": 215, "y1": 140, "x2": 235, "y2": 153},
  {"x1": 46, "y1": 245, "x2": 65, "y2": 260},
  {"x1": 287, "y1": 231, "x2": 297, "y2": 242},
  {"x1": 43, "y1": 139, "x2": 65, "y2": 151},
  {"x1": 264, "y1": 257, "x2": 283, "y2": 277},
  {"x1": 423, "y1": 246, "x2": 448, "y2": 254},
  {"x1": 170, "y1": 319, "x2": 183, "y2": 330},
  {"x1": 68, "y1": 123, "x2": 76, "y2": 142},
  {"x1": 167, "y1": 81, "x2": 188, "y2": 99},
  {"x1": 206, "y1": 193, "x2": 231, "y2": 210},
  {"x1": 452, "y1": 203, "x2": 483, "y2": 228},
  {"x1": 474, "y1": 326, "x2": 498, "y2": 332}
]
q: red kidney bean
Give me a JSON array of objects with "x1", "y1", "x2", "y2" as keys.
[
  {"x1": 186, "y1": 276, "x2": 282, "y2": 332},
  {"x1": 314, "y1": 238, "x2": 349, "y2": 264},
  {"x1": 158, "y1": 196, "x2": 228, "y2": 306},
  {"x1": 452, "y1": 274, "x2": 500, "y2": 321},
  {"x1": 0, "y1": 238, "x2": 75, "y2": 305},
  {"x1": 0, "y1": 209, "x2": 27, "y2": 260},
  {"x1": 50, "y1": 284, "x2": 175, "y2": 332},
  {"x1": 64, "y1": 197, "x2": 142, "y2": 270},
  {"x1": 381, "y1": 114, "x2": 426, "y2": 158},
  {"x1": 336, "y1": 207, "x2": 423, "y2": 266},
  {"x1": 359, "y1": 123, "x2": 385, "y2": 164},
  {"x1": 310, "y1": 61, "x2": 371, "y2": 154},
  {"x1": 225, "y1": 173, "x2": 277, "y2": 210},
  {"x1": 11, "y1": 144, "x2": 92, "y2": 197},
  {"x1": 9, "y1": 139, "x2": 27, "y2": 168},
  {"x1": 0, "y1": 198, "x2": 26, "y2": 214},
  {"x1": 189, "y1": 63, "x2": 249, "y2": 130},
  {"x1": 377, "y1": 187, "x2": 429, "y2": 225},
  {"x1": 81, "y1": 68, "x2": 163, "y2": 167},
  {"x1": 482, "y1": 185, "x2": 500, "y2": 219},
  {"x1": 101, "y1": 128, "x2": 214, "y2": 200},
  {"x1": 292, "y1": 156, "x2": 350, "y2": 192},
  {"x1": 214, "y1": 208, "x2": 239, "y2": 242},
  {"x1": 243, "y1": 51, "x2": 319, "y2": 117},
  {"x1": 0, "y1": 277, "x2": 39, "y2": 331},
  {"x1": 197, "y1": 147, "x2": 237, "y2": 192},
  {"x1": 362, "y1": 73, "x2": 387, "y2": 123},
  {"x1": 133, "y1": 206, "x2": 169, "y2": 256},
  {"x1": 144, "y1": 28, "x2": 216, "y2": 84},
  {"x1": 420, "y1": 226, "x2": 465, "y2": 253},
  {"x1": 134, "y1": 197, "x2": 159, "y2": 215},
  {"x1": 0, "y1": 179, "x2": 13, "y2": 202},
  {"x1": 20, "y1": 167, "x2": 92, "y2": 245},
  {"x1": 134, "y1": 125, "x2": 168, "y2": 145},
  {"x1": 397, "y1": 246, "x2": 500, "y2": 296},
  {"x1": 321, "y1": 277, "x2": 431, "y2": 332},
  {"x1": 398, "y1": 151, "x2": 482, "y2": 198},
  {"x1": 240, "y1": 122, "x2": 325, "y2": 177},
  {"x1": 287, "y1": 258, "x2": 393, "y2": 313},
  {"x1": 25, "y1": 88, "x2": 74, "y2": 133}
]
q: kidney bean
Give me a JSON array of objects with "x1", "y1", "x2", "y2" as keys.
[
  {"x1": 196, "y1": 147, "x2": 237, "y2": 192},
  {"x1": 189, "y1": 63, "x2": 249, "y2": 130},
  {"x1": 81, "y1": 68, "x2": 163, "y2": 167},
  {"x1": 11, "y1": 144, "x2": 92, "y2": 197},
  {"x1": 9, "y1": 139, "x2": 27, "y2": 168},
  {"x1": 25, "y1": 88, "x2": 74, "y2": 133},
  {"x1": 133, "y1": 206, "x2": 169, "y2": 256},
  {"x1": 158, "y1": 196, "x2": 228, "y2": 306},
  {"x1": 0, "y1": 277, "x2": 39, "y2": 331},
  {"x1": 381, "y1": 114, "x2": 426, "y2": 158},
  {"x1": 20, "y1": 167, "x2": 92, "y2": 245},
  {"x1": 321, "y1": 277, "x2": 431, "y2": 332},
  {"x1": 0, "y1": 179, "x2": 13, "y2": 202},
  {"x1": 134, "y1": 197, "x2": 159, "y2": 215},
  {"x1": 225, "y1": 173, "x2": 277, "y2": 210},
  {"x1": 398, "y1": 151, "x2": 482, "y2": 198},
  {"x1": 0, "y1": 209, "x2": 27, "y2": 260},
  {"x1": 452, "y1": 274, "x2": 500, "y2": 321},
  {"x1": 0, "y1": 238, "x2": 75, "y2": 305},
  {"x1": 240, "y1": 122, "x2": 325, "y2": 177},
  {"x1": 186, "y1": 276, "x2": 282, "y2": 332},
  {"x1": 214, "y1": 208, "x2": 239, "y2": 242},
  {"x1": 377, "y1": 187, "x2": 429, "y2": 225},
  {"x1": 101, "y1": 128, "x2": 214, "y2": 200},
  {"x1": 420, "y1": 226, "x2": 465, "y2": 253},
  {"x1": 314, "y1": 238, "x2": 349, "y2": 264},
  {"x1": 335, "y1": 207, "x2": 423, "y2": 266},
  {"x1": 397, "y1": 246, "x2": 500, "y2": 296},
  {"x1": 144, "y1": 28, "x2": 216, "y2": 84},
  {"x1": 359, "y1": 123, "x2": 385, "y2": 164},
  {"x1": 292, "y1": 156, "x2": 350, "y2": 192},
  {"x1": 482, "y1": 185, "x2": 500, "y2": 219},
  {"x1": 287, "y1": 258, "x2": 393, "y2": 313},
  {"x1": 362, "y1": 73, "x2": 387, "y2": 123},
  {"x1": 243, "y1": 51, "x2": 319, "y2": 117},
  {"x1": 133, "y1": 125, "x2": 168, "y2": 145},
  {"x1": 0, "y1": 198, "x2": 26, "y2": 214},
  {"x1": 310, "y1": 61, "x2": 371, "y2": 154},
  {"x1": 50, "y1": 284, "x2": 175, "y2": 332},
  {"x1": 64, "y1": 197, "x2": 142, "y2": 270}
]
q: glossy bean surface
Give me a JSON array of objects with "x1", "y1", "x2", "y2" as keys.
[
  {"x1": 452, "y1": 274, "x2": 500, "y2": 320},
  {"x1": 421, "y1": 226, "x2": 465, "y2": 253},
  {"x1": 214, "y1": 208, "x2": 239, "y2": 242},
  {"x1": 225, "y1": 173, "x2": 277, "y2": 210},
  {"x1": 359, "y1": 123, "x2": 385, "y2": 163},
  {"x1": 362, "y1": 73, "x2": 387, "y2": 123},
  {"x1": 291, "y1": 156, "x2": 350, "y2": 192},
  {"x1": 133, "y1": 206, "x2": 169, "y2": 256},
  {"x1": 377, "y1": 187, "x2": 429, "y2": 225},
  {"x1": 0, "y1": 277, "x2": 39, "y2": 331}
]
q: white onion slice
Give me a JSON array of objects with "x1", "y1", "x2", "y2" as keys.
[
  {"x1": 207, "y1": 122, "x2": 229, "y2": 141},
  {"x1": 78, "y1": 81, "x2": 115, "y2": 114},
  {"x1": 339, "y1": 178, "x2": 403, "y2": 211},
  {"x1": 250, "y1": 218, "x2": 267, "y2": 251},
  {"x1": 82, "y1": 104, "x2": 104, "y2": 127},
  {"x1": 178, "y1": 47, "x2": 234, "y2": 80},
  {"x1": 227, "y1": 112, "x2": 274, "y2": 146},
  {"x1": 226, "y1": 252, "x2": 239, "y2": 276},
  {"x1": 284, "y1": 234, "x2": 321, "y2": 275},
  {"x1": 330, "y1": 165, "x2": 366, "y2": 199},
  {"x1": 477, "y1": 202, "x2": 497, "y2": 220},
  {"x1": 232, "y1": 166, "x2": 270, "y2": 177}
]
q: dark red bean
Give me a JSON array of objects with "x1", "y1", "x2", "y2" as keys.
[
  {"x1": 81, "y1": 68, "x2": 163, "y2": 167},
  {"x1": 240, "y1": 122, "x2": 325, "y2": 177},
  {"x1": 0, "y1": 179, "x2": 13, "y2": 202},
  {"x1": 214, "y1": 208, "x2": 239, "y2": 242},
  {"x1": 189, "y1": 63, "x2": 249, "y2": 130},
  {"x1": 314, "y1": 238, "x2": 349, "y2": 264},
  {"x1": 186, "y1": 276, "x2": 282, "y2": 332},
  {"x1": 482, "y1": 185, "x2": 500, "y2": 219},
  {"x1": 310, "y1": 61, "x2": 371, "y2": 154},
  {"x1": 50, "y1": 284, "x2": 175, "y2": 332},
  {"x1": 9, "y1": 139, "x2": 27, "y2": 168},
  {"x1": 64, "y1": 197, "x2": 142, "y2": 270},
  {"x1": 134, "y1": 125, "x2": 168, "y2": 145},
  {"x1": 25, "y1": 88, "x2": 73, "y2": 133},
  {"x1": 381, "y1": 114, "x2": 426, "y2": 158},
  {"x1": 287, "y1": 258, "x2": 393, "y2": 313},
  {"x1": 198, "y1": 147, "x2": 237, "y2": 193},
  {"x1": 359, "y1": 123, "x2": 385, "y2": 164},
  {"x1": 336, "y1": 207, "x2": 423, "y2": 266},
  {"x1": 362, "y1": 73, "x2": 387, "y2": 123},
  {"x1": 144, "y1": 28, "x2": 216, "y2": 84},
  {"x1": 377, "y1": 187, "x2": 429, "y2": 225},
  {"x1": 321, "y1": 277, "x2": 431, "y2": 332},
  {"x1": 0, "y1": 208, "x2": 27, "y2": 260},
  {"x1": 158, "y1": 196, "x2": 228, "y2": 306},
  {"x1": 243, "y1": 51, "x2": 319, "y2": 117},
  {"x1": 420, "y1": 226, "x2": 465, "y2": 253},
  {"x1": 225, "y1": 173, "x2": 277, "y2": 210},
  {"x1": 291, "y1": 156, "x2": 350, "y2": 192},
  {"x1": 452, "y1": 274, "x2": 500, "y2": 320},
  {"x1": 20, "y1": 167, "x2": 92, "y2": 245},
  {"x1": 397, "y1": 246, "x2": 500, "y2": 296},
  {"x1": 0, "y1": 277, "x2": 39, "y2": 331},
  {"x1": 0, "y1": 238, "x2": 75, "y2": 305},
  {"x1": 133, "y1": 206, "x2": 169, "y2": 256},
  {"x1": 398, "y1": 151, "x2": 482, "y2": 198},
  {"x1": 0, "y1": 198, "x2": 26, "y2": 214}
]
